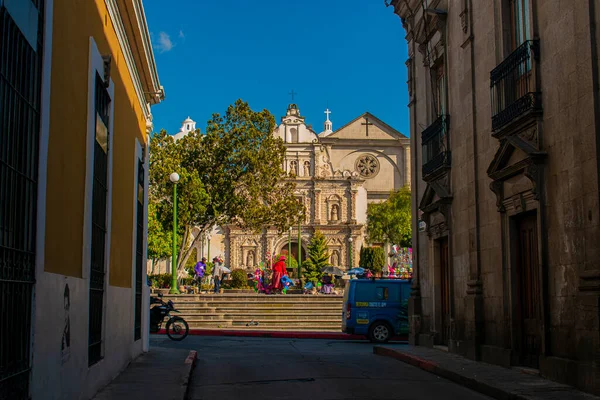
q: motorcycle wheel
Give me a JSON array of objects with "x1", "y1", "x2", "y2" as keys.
[{"x1": 166, "y1": 316, "x2": 189, "y2": 341}]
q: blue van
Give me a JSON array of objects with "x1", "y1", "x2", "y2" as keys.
[{"x1": 342, "y1": 279, "x2": 411, "y2": 343}]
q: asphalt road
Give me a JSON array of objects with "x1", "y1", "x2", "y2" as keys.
[{"x1": 150, "y1": 335, "x2": 491, "y2": 400}]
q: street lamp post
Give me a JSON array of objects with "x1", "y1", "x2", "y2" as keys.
[
  {"x1": 206, "y1": 233, "x2": 212, "y2": 261},
  {"x1": 288, "y1": 227, "x2": 292, "y2": 272},
  {"x1": 169, "y1": 172, "x2": 180, "y2": 294},
  {"x1": 348, "y1": 237, "x2": 354, "y2": 269},
  {"x1": 297, "y1": 218, "x2": 302, "y2": 280}
]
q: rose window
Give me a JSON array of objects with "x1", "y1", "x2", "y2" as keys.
[{"x1": 355, "y1": 155, "x2": 379, "y2": 178}]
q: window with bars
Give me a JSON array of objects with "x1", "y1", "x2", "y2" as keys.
[
  {"x1": 0, "y1": 0, "x2": 44, "y2": 400},
  {"x1": 0, "y1": 2, "x2": 44, "y2": 399},
  {"x1": 134, "y1": 158, "x2": 144, "y2": 341},
  {"x1": 490, "y1": 0, "x2": 539, "y2": 132},
  {"x1": 89, "y1": 73, "x2": 111, "y2": 366}
]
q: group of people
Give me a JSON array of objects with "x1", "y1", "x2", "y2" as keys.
[
  {"x1": 253, "y1": 255, "x2": 294, "y2": 294},
  {"x1": 193, "y1": 256, "x2": 230, "y2": 294}
]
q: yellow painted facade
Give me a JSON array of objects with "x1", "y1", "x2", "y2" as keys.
[{"x1": 45, "y1": 0, "x2": 152, "y2": 288}]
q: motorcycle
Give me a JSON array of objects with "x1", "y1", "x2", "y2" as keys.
[{"x1": 150, "y1": 293, "x2": 189, "y2": 341}]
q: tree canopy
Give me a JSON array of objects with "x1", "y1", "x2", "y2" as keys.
[
  {"x1": 366, "y1": 186, "x2": 412, "y2": 248},
  {"x1": 148, "y1": 100, "x2": 303, "y2": 277}
]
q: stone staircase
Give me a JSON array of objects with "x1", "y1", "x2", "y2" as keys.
[{"x1": 157, "y1": 294, "x2": 344, "y2": 332}]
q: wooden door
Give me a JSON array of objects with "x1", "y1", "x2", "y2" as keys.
[
  {"x1": 516, "y1": 212, "x2": 541, "y2": 368},
  {"x1": 439, "y1": 237, "x2": 451, "y2": 345}
]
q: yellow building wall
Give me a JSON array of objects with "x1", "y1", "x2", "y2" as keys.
[{"x1": 45, "y1": 0, "x2": 147, "y2": 288}]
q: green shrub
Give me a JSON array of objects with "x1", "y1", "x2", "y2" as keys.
[
  {"x1": 230, "y1": 269, "x2": 248, "y2": 289},
  {"x1": 148, "y1": 273, "x2": 172, "y2": 288}
]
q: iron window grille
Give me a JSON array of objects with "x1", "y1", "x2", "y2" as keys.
[
  {"x1": 88, "y1": 73, "x2": 111, "y2": 366},
  {"x1": 134, "y1": 158, "x2": 144, "y2": 341},
  {"x1": 490, "y1": 40, "x2": 541, "y2": 132},
  {"x1": 0, "y1": 2, "x2": 44, "y2": 399},
  {"x1": 421, "y1": 114, "x2": 451, "y2": 179}
]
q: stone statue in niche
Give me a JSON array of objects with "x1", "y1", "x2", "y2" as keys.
[
  {"x1": 331, "y1": 250, "x2": 340, "y2": 266},
  {"x1": 303, "y1": 161, "x2": 310, "y2": 177},
  {"x1": 246, "y1": 250, "x2": 255, "y2": 268},
  {"x1": 330, "y1": 204, "x2": 340, "y2": 221},
  {"x1": 61, "y1": 283, "x2": 71, "y2": 364}
]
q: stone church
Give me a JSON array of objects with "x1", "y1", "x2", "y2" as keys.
[{"x1": 224, "y1": 103, "x2": 410, "y2": 272}]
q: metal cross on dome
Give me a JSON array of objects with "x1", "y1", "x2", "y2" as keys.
[
  {"x1": 324, "y1": 108, "x2": 332, "y2": 120},
  {"x1": 289, "y1": 89, "x2": 297, "y2": 102}
]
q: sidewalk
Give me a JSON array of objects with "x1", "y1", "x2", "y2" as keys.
[
  {"x1": 373, "y1": 345, "x2": 600, "y2": 400},
  {"x1": 374, "y1": 345, "x2": 599, "y2": 400},
  {"x1": 93, "y1": 347, "x2": 197, "y2": 400}
]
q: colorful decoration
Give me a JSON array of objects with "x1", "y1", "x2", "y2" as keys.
[{"x1": 389, "y1": 246, "x2": 413, "y2": 279}]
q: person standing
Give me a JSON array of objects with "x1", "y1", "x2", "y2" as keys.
[
  {"x1": 194, "y1": 257, "x2": 207, "y2": 291},
  {"x1": 212, "y1": 256, "x2": 224, "y2": 294},
  {"x1": 271, "y1": 255, "x2": 286, "y2": 294}
]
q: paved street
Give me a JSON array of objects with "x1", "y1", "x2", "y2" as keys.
[{"x1": 151, "y1": 335, "x2": 490, "y2": 400}]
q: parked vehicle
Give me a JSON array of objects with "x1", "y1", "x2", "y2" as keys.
[
  {"x1": 150, "y1": 293, "x2": 189, "y2": 341},
  {"x1": 341, "y1": 279, "x2": 410, "y2": 343}
]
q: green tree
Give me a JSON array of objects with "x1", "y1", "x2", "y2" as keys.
[
  {"x1": 372, "y1": 247, "x2": 386, "y2": 274},
  {"x1": 367, "y1": 186, "x2": 412, "y2": 248},
  {"x1": 149, "y1": 100, "x2": 303, "y2": 279},
  {"x1": 303, "y1": 231, "x2": 330, "y2": 285},
  {"x1": 147, "y1": 201, "x2": 171, "y2": 273}
]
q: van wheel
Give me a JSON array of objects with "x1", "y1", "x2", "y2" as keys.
[{"x1": 369, "y1": 322, "x2": 391, "y2": 343}]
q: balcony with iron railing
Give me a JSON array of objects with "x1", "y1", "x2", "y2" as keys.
[
  {"x1": 490, "y1": 39, "x2": 541, "y2": 134},
  {"x1": 422, "y1": 114, "x2": 451, "y2": 181}
]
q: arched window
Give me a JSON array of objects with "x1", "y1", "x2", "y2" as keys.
[
  {"x1": 290, "y1": 128, "x2": 298, "y2": 143},
  {"x1": 330, "y1": 250, "x2": 340, "y2": 266},
  {"x1": 330, "y1": 204, "x2": 340, "y2": 221},
  {"x1": 290, "y1": 160, "x2": 298, "y2": 175},
  {"x1": 303, "y1": 161, "x2": 310, "y2": 176}
]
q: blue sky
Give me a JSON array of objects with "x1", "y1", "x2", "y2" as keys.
[{"x1": 143, "y1": 0, "x2": 410, "y2": 136}]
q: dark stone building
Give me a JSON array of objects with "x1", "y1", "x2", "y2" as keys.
[{"x1": 387, "y1": 0, "x2": 600, "y2": 394}]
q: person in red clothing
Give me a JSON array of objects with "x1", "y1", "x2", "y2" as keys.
[{"x1": 271, "y1": 255, "x2": 286, "y2": 293}]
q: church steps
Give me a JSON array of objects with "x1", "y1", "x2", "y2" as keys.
[
  {"x1": 180, "y1": 312, "x2": 340, "y2": 320},
  {"x1": 176, "y1": 303, "x2": 342, "y2": 310},
  {"x1": 156, "y1": 294, "x2": 344, "y2": 332}
]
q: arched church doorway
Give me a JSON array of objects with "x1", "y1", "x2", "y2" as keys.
[{"x1": 279, "y1": 242, "x2": 305, "y2": 264}]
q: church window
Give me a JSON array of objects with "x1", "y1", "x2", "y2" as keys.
[
  {"x1": 355, "y1": 154, "x2": 380, "y2": 178},
  {"x1": 330, "y1": 204, "x2": 340, "y2": 221},
  {"x1": 290, "y1": 128, "x2": 298, "y2": 143},
  {"x1": 290, "y1": 160, "x2": 298, "y2": 175}
]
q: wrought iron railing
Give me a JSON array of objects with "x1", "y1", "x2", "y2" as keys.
[
  {"x1": 422, "y1": 114, "x2": 451, "y2": 179},
  {"x1": 0, "y1": 3, "x2": 44, "y2": 399},
  {"x1": 490, "y1": 40, "x2": 541, "y2": 132}
]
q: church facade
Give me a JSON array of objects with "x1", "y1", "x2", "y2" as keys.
[{"x1": 224, "y1": 103, "x2": 410, "y2": 272}]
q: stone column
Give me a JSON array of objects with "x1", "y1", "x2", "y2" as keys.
[
  {"x1": 405, "y1": 145, "x2": 412, "y2": 188},
  {"x1": 314, "y1": 189, "x2": 321, "y2": 224},
  {"x1": 351, "y1": 188, "x2": 357, "y2": 224}
]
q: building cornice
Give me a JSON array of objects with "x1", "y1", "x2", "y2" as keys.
[{"x1": 105, "y1": 0, "x2": 164, "y2": 123}]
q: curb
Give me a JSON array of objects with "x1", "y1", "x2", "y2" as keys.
[
  {"x1": 373, "y1": 347, "x2": 531, "y2": 400},
  {"x1": 158, "y1": 329, "x2": 407, "y2": 341},
  {"x1": 181, "y1": 350, "x2": 197, "y2": 400}
]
